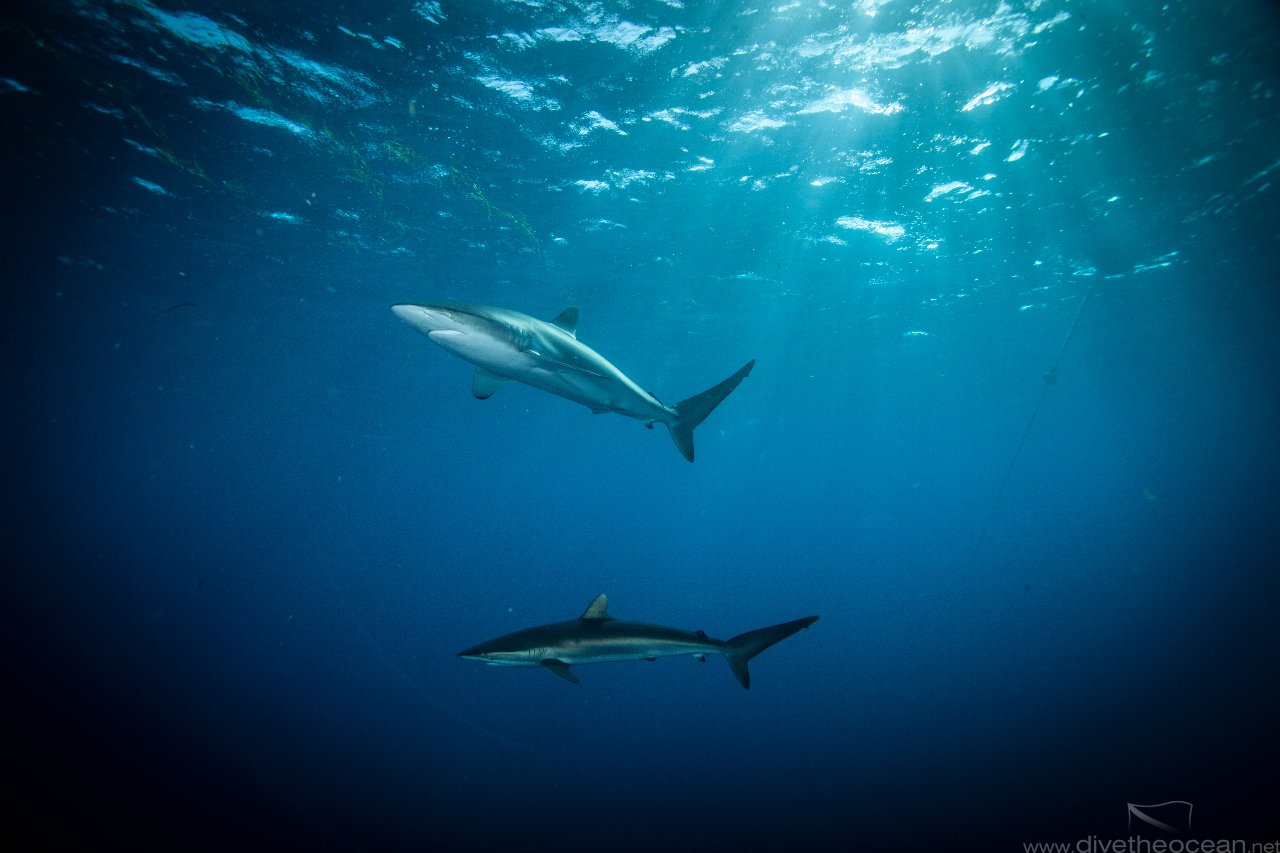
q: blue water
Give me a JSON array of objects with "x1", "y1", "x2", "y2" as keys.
[{"x1": 5, "y1": 0, "x2": 1278, "y2": 849}]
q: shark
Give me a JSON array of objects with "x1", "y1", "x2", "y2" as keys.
[
  {"x1": 391, "y1": 302, "x2": 755, "y2": 461},
  {"x1": 457, "y1": 595, "x2": 819, "y2": 690}
]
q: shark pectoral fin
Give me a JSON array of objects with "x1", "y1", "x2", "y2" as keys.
[
  {"x1": 541, "y1": 659, "x2": 580, "y2": 684},
  {"x1": 472, "y1": 367, "x2": 508, "y2": 399}
]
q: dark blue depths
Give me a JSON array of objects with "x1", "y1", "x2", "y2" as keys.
[{"x1": 3, "y1": 1, "x2": 1278, "y2": 850}]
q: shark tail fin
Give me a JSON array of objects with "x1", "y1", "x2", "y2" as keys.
[
  {"x1": 722, "y1": 615, "x2": 819, "y2": 690},
  {"x1": 666, "y1": 359, "x2": 755, "y2": 462}
]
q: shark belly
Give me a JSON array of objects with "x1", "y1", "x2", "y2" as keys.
[
  {"x1": 555, "y1": 628, "x2": 720, "y2": 665},
  {"x1": 514, "y1": 363, "x2": 617, "y2": 406},
  {"x1": 558, "y1": 645, "x2": 702, "y2": 664},
  {"x1": 503, "y1": 358, "x2": 670, "y2": 422},
  {"x1": 428, "y1": 325, "x2": 659, "y2": 418}
]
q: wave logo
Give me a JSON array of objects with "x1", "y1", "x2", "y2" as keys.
[{"x1": 1126, "y1": 801, "x2": 1193, "y2": 834}]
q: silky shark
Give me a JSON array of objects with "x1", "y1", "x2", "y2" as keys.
[
  {"x1": 391, "y1": 302, "x2": 754, "y2": 461},
  {"x1": 457, "y1": 595, "x2": 819, "y2": 690}
]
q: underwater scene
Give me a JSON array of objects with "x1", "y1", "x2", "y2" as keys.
[{"x1": 5, "y1": 0, "x2": 1278, "y2": 850}]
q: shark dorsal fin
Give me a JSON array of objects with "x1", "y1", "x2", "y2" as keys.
[
  {"x1": 550, "y1": 307, "x2": 579, "y2": 337},
  {"x1": 579, "y1": 594, "x2": 611, "y2": 621}
]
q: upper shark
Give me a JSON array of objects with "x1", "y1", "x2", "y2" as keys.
[
  {"x1": 391, "y1": 302, "x2": 754, "y2": 461},
  {"x1": 458, "y1": 594, "x2": 819, "y2": 690}
]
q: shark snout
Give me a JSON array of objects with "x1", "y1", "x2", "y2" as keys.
[
  {"x1": 456, "y1": 640, "x2": 493, "y2": 659},
  {"x1": 392, "y1": 303, "x2": 441, "y2": 327},
  {"x1": 392, "y1": 303, "x2": 464, "y2": 336},
  {"x1": 390, "y1": 303, "x2": 419, "y2": 324}
]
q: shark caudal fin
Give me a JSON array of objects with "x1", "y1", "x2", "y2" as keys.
[
  {"x1": 666, "y1": 359, "x2": 755, "y2": 462},
  {"x1": 723, "y1": 615, "x2": 819, "y2": 690}
]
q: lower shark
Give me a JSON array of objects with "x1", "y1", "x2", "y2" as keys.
[
  {"x1": 391, "y1": 302, "x2": 754, "y2": 461},
  {"x1": 457, "y1": 595, "x2": 819, "y2": 690}
]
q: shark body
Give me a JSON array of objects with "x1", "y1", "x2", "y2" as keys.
[
  {"x1": 391, "y1": 302, "x2": 754, "y2": 461},
  {"x1": 457, "y1": 595, "x2": 819, "y2": 690}
]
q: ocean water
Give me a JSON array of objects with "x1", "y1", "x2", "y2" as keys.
[{"x1": 4, "y1": 0, "x2": 1278, "y2": 849}]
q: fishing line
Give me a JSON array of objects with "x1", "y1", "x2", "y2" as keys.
[
  {"x1": 326, "y1": 570, "x2": 539, "y2": 756},
  {"x1": 966, "y1": 282, "x2": 1097, "y2": 572}
]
